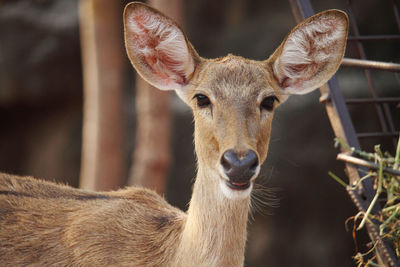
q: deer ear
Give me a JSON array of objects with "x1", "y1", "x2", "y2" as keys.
[
  {"x1": 269, "y1": 10, "x2": 348, "y2": 95},
  {"x1": 124, "y1": 2, "x2": 199, "y2": 91}
]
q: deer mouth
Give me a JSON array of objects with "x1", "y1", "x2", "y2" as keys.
[
  {"x1": 219, "y1": 177, "x2": 253, "y2": 199},
  {"x1": 226, "y1": 180, "x2": 251, "y2": 190}
]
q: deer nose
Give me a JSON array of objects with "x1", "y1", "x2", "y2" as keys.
[{"x1": 220, "y1": 149, "x2": 259, "y2": 187}]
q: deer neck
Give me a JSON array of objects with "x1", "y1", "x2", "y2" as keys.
[{"x1": 176, "y1": 166, "x2": 250, "y2": 267}]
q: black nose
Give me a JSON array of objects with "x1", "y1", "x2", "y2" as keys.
[{"x1": 220, "y1": 149, "x2": 259, "y2": 184}]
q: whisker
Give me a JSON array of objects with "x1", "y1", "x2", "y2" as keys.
[{"x1": 250, "y1": 180, "x2": 281, "y2": 218}]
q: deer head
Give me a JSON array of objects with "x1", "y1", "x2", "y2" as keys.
[{"x1": 124, "y1": 2, "x2": 348, "y2": 200}]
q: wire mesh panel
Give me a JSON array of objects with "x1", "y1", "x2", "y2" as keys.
[
  {"x1": 289, "y1": 0, "x2": 400, "y2": 266},
  {"x1": 342, "y1": 0, "x2": 400, "y2": 153}
]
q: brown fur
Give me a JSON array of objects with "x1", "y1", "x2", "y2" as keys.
[
  {"x1": 0, "y1": 3, "x2": 348, "y2": 266},
  {"x1": 0, "y1": 173, "x2": 185, "y2": 266}
]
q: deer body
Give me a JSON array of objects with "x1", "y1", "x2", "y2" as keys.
[
  {"x1": 1, "y1": 168, "x2": 249, "y2": 266},
  {"x1": 0, "y1": 3, "x2": 348, "y2": 266},
  {"x1": 0, "y1": 174, "x2": 185, "y2": 266}
]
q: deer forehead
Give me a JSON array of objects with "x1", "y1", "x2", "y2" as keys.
[{"x1": 195, "y1": 55, "x2": 275, "y2": 104}]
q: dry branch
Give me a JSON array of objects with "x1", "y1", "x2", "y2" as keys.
[{"x1": 337, "y1": 153, "x2": 400, "y2": 176}]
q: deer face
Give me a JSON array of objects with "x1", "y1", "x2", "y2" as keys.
[
  {"x1": 124, "y1": 3, "x2": 348, "y2": 199},
  {"x1": 179, "y1": 56, "x2": 280, "y2": 199}
]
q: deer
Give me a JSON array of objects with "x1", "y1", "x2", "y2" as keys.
[{"x1": 0, "y1": 2, "x2": 348, "y2": 266}]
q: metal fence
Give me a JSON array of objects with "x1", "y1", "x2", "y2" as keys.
[{"x1": 289, "y1": 0, "x2": 400, "y2": 266}]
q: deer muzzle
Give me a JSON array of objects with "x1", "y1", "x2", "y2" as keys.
[{"x1": 220, "y1": 149, "x2": 259, "y2": 190}]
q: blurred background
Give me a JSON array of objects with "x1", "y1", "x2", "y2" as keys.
[{"x1": 0, "y1": 0, "x2": 399, "y2": 266}]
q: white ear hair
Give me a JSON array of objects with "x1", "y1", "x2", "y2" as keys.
[
  {"x1": 124, "y1": 3, "x2": 197, "y2": 91},
  {"x1": 272, "y1": 10, "x2": 348, "y2": 95}
]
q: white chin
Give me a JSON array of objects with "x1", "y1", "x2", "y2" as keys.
[{"x1": 219, "y1": 180, "x2": 253, "y2": 200}]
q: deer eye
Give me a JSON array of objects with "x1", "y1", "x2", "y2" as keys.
[
  {"x1": 194, "y1": 94, "x2": 211, "y2": 108},
  {"x1": 260, "y1": 95, "x2": 279, "y2": 112}
]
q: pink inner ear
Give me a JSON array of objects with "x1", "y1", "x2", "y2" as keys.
[
  {"x1": 127, "y1": 11, "x2": 193, "y2": 88},
  {"x1": 275, "y1": 14, "x2": 346, "y2": 93}
]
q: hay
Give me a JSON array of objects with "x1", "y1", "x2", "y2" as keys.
[{"x1": 330, "y1": 136, "x2": 400, "y2": 266}]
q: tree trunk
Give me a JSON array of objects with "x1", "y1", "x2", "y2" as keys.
[
  {"x1": 79, "y1": 0, "x2": 125, "y2": 190},
  {"x1": 128, "y1": 0, "x2": 183, "y2": 195}
]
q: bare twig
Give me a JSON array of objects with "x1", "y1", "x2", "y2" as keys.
[
  {"x1": 394, "y1": 135, "x2": 400, "y2": 170},
  {"x1": 328, "y1": 171, "x2": 348, "y2": 188},
  {"x1": 357, "y1": 158, "x2": 384, "y2": 230},
  {"x1": 337, "y1": 153, "x2": 400, "y2": 176}
]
